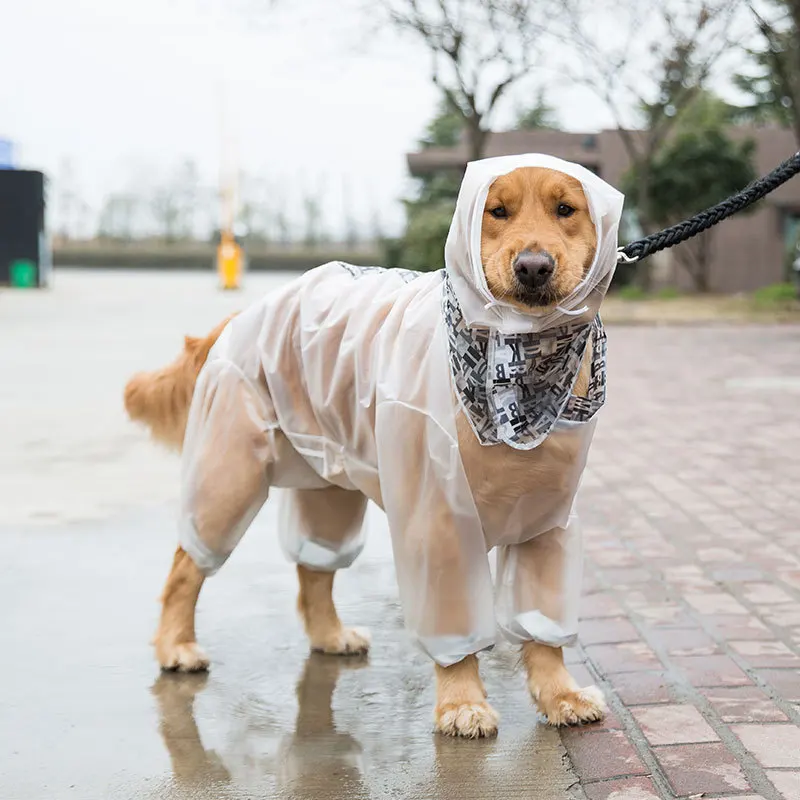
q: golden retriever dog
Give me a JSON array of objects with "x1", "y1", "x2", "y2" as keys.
[{"x1": 125, "y1": 165, "x2": 608, "y2": 738}]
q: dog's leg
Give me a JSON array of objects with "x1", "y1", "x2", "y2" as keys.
[
  {"x1": 154, "y1": 546, "x2": 209, "y2": 672},
  {"x1": 297, "y1": 566, "x2": 370, "y2": 655},
  {"x1": 510, "y1": 526, "x2": 607, "y2": 725},
  {"x1": 523, "y1": 642, "x2": 606, "y2": 725},
  {"x1": 434, "y1": 655, "x2": 498, "y2": 738}
]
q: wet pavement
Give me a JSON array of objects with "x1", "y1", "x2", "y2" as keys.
[
  {"x1": 2, "y1": 272, "x2": 800, "y2": 799},
  {"x1": 1, "y1": 506, "x2": 577, "y2": 800}
]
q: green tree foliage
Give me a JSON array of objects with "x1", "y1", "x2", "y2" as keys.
[
  {"x1": 388, "y1": 171, "x2": 460, "y2": 271},
  {"x1": 514, "y1": 90, "x2": 559, "y2": 130},
  {"x1": 625, "y1": 94, "x2": 756, "y2": 291},
  {"x1": 645, "y1": 130, "x2": 755, "y2": 224},
  {"x1": 384, "y1": 101, "x2": 464, "y2": 270},
  {"x1": 419, "y1": 98, "x2": 464, "y2": 148},
  {"x1": 734, "y1": 1, "x2": 800, "y2": 140}
]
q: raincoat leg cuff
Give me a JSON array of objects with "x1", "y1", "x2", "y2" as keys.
[
  {"x1": 281, "y1": 537, "x2": 364, "y2": 572},
  {"x1": 415, "y1": 634, "x2": 497, "y2": 667},
  {"x1": 498, "y1": 610, "x2": 578, "y2": 649},
  {"x1": 179, "y1": 517, "x2": 227, "y2": 576}
]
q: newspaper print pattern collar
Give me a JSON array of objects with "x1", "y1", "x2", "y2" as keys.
[{"x1": 443, "y1": 273, "x2": 607, "y2": 450}]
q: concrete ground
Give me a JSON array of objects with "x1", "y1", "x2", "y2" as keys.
[{"x1": 1, "y1": 270, "x2": 799, "y2": 800}]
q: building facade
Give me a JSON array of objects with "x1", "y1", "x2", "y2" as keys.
[{"x1": 407, "y1": 127, "x2": 800, "y2": 293}]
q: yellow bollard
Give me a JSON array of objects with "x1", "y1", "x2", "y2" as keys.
[{"x1": 217, "y1": 232, "x2": 243, "y2": 290}]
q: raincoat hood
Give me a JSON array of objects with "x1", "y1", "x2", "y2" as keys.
[{"x1": 445, "y1": 153, "x2": 625, "y2": 334}]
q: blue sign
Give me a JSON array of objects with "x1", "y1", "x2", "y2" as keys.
[{"x1": 0, "y1": 139, "x2": 15, "y2": 169}]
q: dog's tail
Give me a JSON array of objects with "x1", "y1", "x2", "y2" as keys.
[{"x1": 123, "y1": 315, "x2": 235, "y2": 451}]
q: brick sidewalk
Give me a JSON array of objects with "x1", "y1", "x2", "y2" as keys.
[{"x1": 567, "y1": 326, "x2": 800, "y2": 800}]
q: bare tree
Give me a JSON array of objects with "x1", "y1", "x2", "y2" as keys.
[
  {"x1": 380, "y1": 0, "x2": 555, "y2": 161},
  {"x1": 561, "y1": 0, "x2": 748, "y2": 237},
  {"x1": 742, "y1": 0, "x2": 800, "y2": 145},
  {"x1": 302, "y1": 194, "x2": 324, "y2": 247},
  {"x1": 238, "y1": 172, "x2": 273, "y2": 242},
  {"x1": 149, "y1": 160, "x2": 202, "y2": 243},
  {"x1": 54, "y1": 157, "x2": 84, "y2": 241},
  {"x1": 97, "y1": 193, "x2": 139, "y2": 241},
  {"x1": 150, "y1": 186, "x2": 184, "y2": 243}
]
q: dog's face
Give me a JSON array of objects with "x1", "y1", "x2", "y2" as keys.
[{"x1": 480, "y1": 167, "x2": 597, "y2": 310}]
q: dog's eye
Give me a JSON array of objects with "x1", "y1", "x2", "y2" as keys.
[
  {"x1": 557, "y1": 203, "x2": 575, "y2": 218},
  {"x1": 488, "y1": 206, "x2": 508, "y2": 219}
]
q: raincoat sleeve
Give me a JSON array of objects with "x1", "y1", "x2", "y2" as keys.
[
  {"x1": 494, "y1": 514, "x2": 584, "y2": 648},
  {"x1": 374, "y1": 320, "x2": 497, "y2": 667},
  {"x1": 179, "y1": 357, "x2": 272, "y2": 575},
  {"x1": 376, "y1": 402, "x2": 497, "y2": 667}
]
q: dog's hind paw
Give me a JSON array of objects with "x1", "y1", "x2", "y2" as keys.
[
  {"x1": 156, "y1": 641, "x2": 210, "y2": 673},
  {"x1": 435, "y1": 702, "x2": 499, "y2": 739},
  {"x1": 538, "y1": 685, "x2": 607, "y2": 726},
  {"x1": 311, "y1": 626, "x2": 371, "y2": 656}
]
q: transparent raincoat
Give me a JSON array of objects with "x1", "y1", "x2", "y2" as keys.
[{"x1": 179, "y1": 154, "x2": 624, "y2": 666}]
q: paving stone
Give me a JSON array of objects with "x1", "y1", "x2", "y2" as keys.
[
  {"x1": 711, "y1": 567, "x2": 767, "y2": 582},
  {"x1": 563, "y1": 729, "x2": 648, "y2": 782},
  {"x1": 782, "y1": 571, "x2": 800, "y2": 591},
  {"x1": 684, "y1": 593, "x2": 751, "y2": 615},
  {"x1": 702, "y1": 686, "x2": 789, "y2": 723},
  {"x1": 697, "y1": 547, "x2": 745, "y2": 564},
  {"x1": 631, "y1": 603, "x2": 696, "y2": 628},
  {"x1": 704, "y1": 614, "x2": 775, "y2": 641},
  {"x1": 766, "y1": 770, "x2": 800, "y2": 799},
  {"x1": 582, "y1": 776, "x2": 661, "y2": 800},
  {"x1": 743, "y1": 583, "x2": 796, "y2": 605},
  {"x1": 646, "y1": 627, "x2": 719, "y2": 657},
  {"x1": 579, "y1": 618, "x2": 641, "y2": 646},
  {"x1": 711, "y1": 796, "x2": 767, "y2": 800},
  {"x1": 592, "y1": 548, "x2": 640, "y2": 568},
  {"x1": 731, "y1": 724, "x2": 800, "y2": 768},
  {"x1": 608, "y1": 671, "x2": 674, "y2": 706},
  {"x1": 585, "y1": 643, "x2": 662, "y2": 675},
  {"x1": 655, "y1": 743, "x2": 752, "y2": 796},
  {"x1": 632, "y1": 704, "x2": 718, "y2": 746},
  {"x1": 600, "y1": 568, "x2": 654, "y2": 586},
  {"x1": 729, "y1": 640, "x2": 800, "y2": 669},
  {"x1": 763, "y1": 605, "x2": 800, "y2": 628},
  {"x1": 672, "y1": 654, "x2": 752, "y2": 687},
  {"x1": 754, "y1": 669, "x2": 800, "y2": 703},
  {"x1": 581, "y1": 593, "x2": 626, "y2": 620}
]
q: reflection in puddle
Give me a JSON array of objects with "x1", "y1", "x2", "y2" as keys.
[
  {"x1": 152, "y1": 654, "x2": 370, "y2": 799},
  {"x1": 151, "y1": 672, "x2": 231, "y2": 789},
  {"x1": 150, "y1": 647, "x2": 562, "y2": 799}
]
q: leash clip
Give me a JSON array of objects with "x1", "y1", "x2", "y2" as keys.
[{"x1": 616, "y1": 247, "x2": 638, "y2": 265}]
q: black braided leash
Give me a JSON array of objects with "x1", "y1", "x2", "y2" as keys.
[{"x1": 617, "y1": 151, "x2": 800, "y2": 265}]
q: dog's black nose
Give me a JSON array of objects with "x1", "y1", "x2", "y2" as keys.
[{"x1": 514, "y1": 249, "x2": 555, "y2": 289}]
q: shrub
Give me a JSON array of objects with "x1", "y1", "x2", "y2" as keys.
[{"x1": 752, "y1": 282, "x2": 798, "y2": 308}]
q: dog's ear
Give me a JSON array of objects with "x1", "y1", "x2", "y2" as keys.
[{"x1": 184, "y1": 335, "x2": 202, "y2": 352}]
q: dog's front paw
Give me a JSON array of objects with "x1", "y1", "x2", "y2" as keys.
[
  {"x1": 311, "y1": 626, "x2": 371, "y2": 656},
  {"x1": 156, "y1": 640, "x2": 210, "y2": 673},
  {"x1": 536, "y1": 685, "x2": 607, "y2": 726},
  {"x1": 435, "y1": 702, "x2": 499, "y2": 738}
]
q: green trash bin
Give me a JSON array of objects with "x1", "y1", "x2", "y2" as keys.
[
  {"x1": 10, "y1": 259, "x2": 37, "y2": 288},
  {"x1": 0, "y1": 169, "x2": 47, "y2": 288}
]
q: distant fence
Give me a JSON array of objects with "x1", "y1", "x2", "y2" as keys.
[{"x1": 53, "y1": 241, "x2": 384, "y2": 272}]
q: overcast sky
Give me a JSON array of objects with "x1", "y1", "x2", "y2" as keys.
[{"x1": 1, "y1": 0, "x2": 752, "y2": 238}]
